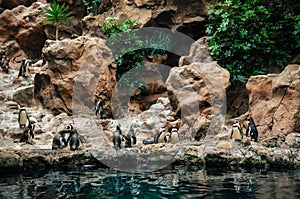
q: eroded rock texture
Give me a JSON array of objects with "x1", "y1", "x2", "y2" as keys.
[
  {"x1": 93, "y1": 0, "x2": 208, "y2": 40},
  {"x1": 166, "y1": 62, "x2": 230, "y2": 140},
  {"x1": 35, "y1": 36, "x2": 116, "y2": 115},
  {"x1": 0, "y1": 2, "x2": 47, "y2": 62},
  {"x1": 246, "y1": 64, "x2": 300, "y2": 137}
]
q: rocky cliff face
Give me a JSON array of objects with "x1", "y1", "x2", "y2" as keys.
[
  {"x1": 246, "y1": 64, "x2": 300, "y2": 137},
  {"x1": 35, "y1": 36, "x2": 116, "y2": 115},
  {"x1": 0, "y1": 2, "x2": 47, "y2": 62}
]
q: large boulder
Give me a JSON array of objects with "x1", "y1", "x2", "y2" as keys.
[
  {"x1": 246, "y1": 64, "x2": 300, "y2": 137},
  {"x1": 166, "y1": 62, "x2": 230, "y2": 140},
  {"x1": 0, "y1": 2, "x2": 47, "y2": 62},
  {"x1": 35, "y1": 36, "x2": 116, "y2": 115}
]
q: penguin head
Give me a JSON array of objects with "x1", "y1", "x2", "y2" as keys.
[
  {"x1": 66, "y1": 124, "x2": 74, "y2": 130},
  {"x1": 247, "y1": 116, "x2": 255, "y2": 124},
  {"x1": 130, "y1": 123, "x2": 138, "y2": 129},
  {"x1": 171, "y1": 127, "x2": 178, "y2": 133},
  {"x1": 116, "y1": 124, "x2": 121, "y2": 131},
  {"x1": 96, "y1": 98, "x2": 103, "y2": 106}
]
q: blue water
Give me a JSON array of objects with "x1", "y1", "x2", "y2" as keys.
[{"x1": 0, "y1": 165, "x2": 299, "y2": 198}]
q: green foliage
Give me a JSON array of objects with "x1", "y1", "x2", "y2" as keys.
[
  {"x1": 104, "y1": 17, "x2": 172, "y2": 89},
  {"x1": 206, "y1": 0, "x2": 300, "y2": 83},
  {"x1": 83, "y1": 0, "x2": 101, "y2": 16},
  {"x1": 143, "y1": 31, "x2": 171, "y2": 56},
  {"x1": 104, "y1": 17, "x2": 145, "y2": 88},
  {"x1": 104, "y1": 17, "x2": 138, "y2": 35},
  {"x1": 43, "y1": 0, "x2": 71, "y2": 40}
]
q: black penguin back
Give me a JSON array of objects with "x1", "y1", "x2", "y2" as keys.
[{"x1": 69, "y1": 130, "x2": 80, "y2": 150}]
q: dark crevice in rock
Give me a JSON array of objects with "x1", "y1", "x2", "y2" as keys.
[{"x1": 226, "y1": 82, "x2": 249, "y2": 118}]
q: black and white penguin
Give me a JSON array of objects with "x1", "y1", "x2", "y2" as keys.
[
  {"x1": 230, "y1": 120, "x2": 243, "y2": 141},
  {"x1": 18, "y1": 58, "x2": 29, "y2": 78},
  {"x1": 1, "y1": 56, "x2": 9, "y2": 73},
  {"x1": 125, "y1": 123, "x2": 138, "y2": 148},
  {"x1": 95, "y1": 98, "x2": 106, "y2": 119},
  {"x1": 113, "y1": 124, "x2": 123, "y2": 150},
  {"x1": 66, "y1": 124, "x2": 86, "y2": 151},
  {"x1": 246, "y1": 116, "x2": 258, "y2": 142},
  {"x1": 52, "y1": 129, "x2": 69, "y2": 150},
  {"x1": 18, "y1": 105, "x2": 30, "y2": 129},
  {"x1": 20, "y1": 123, "x2": 35, "y2": 144},
  {"x1": 170, "y1": 127, "x2": 180, "y2": 144},
  {"x1": 154, "y1": 125, "x2": 167, "y2": 143}
]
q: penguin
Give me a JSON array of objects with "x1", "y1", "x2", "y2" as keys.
[
  {"x1": 95, "y1": 98, "x2": 106, "y2": 119},
  {"x1": 18, "y1": 105, "x2": 30, "y2": 129},
  {"x1": 1, "y1": 56, "x2": 9, "y2": 73},
  {"x1": 125, "y1": 123, "x2": 138, "y2": 148},
  {"x1": 230, "y1": 120, "x2": 243, "y2": 141},
  {"x1": 66, "y1": 124, "x2": 86, "y2": 151},
  {"x1": 18, "y1": 58, "x2": 29, "y2": 78},
  {"x1": 165, "y1": 131, "x2": 171, "y2": 143},
  {"x1": 154, "y1": 125, "x2": 167, "y2": 143},
  {"x1": 52, "y1": 129, "x2": 69, "y2": 150},
  {"x1": 246, "y1": 116, "x2": 258, "y2": 142},
  {"x1": 113, "y1": 124, "x2": 123, "y2": 150},
  {"x1": 170, "y1": 127, "x2": 180, "y2": 144},
  {"x1": 20, "y1": 123, "x2": 35, "y2": 144}
]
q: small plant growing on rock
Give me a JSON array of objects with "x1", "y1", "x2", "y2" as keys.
[{"x1": 43, "y1": 0, "x2": 71, "y2": 40}]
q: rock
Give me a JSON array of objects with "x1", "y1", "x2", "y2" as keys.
[
  {"x1": 82, "y1": 14, "x2": 106, "y2": 38},
  {"x1": 12, "y1": 85, "x2": 34, "y2": 106},
  {"x1": 285, "y1": 133, "x2": 300, "y2": 148},
  {"x1": 178, "y1": 37, "x2": 213, "y2": 67},
  {"x1": 2, "y1": 0, "x2": 36, "y2": 10},
  {"x1": 216, "y1": 140, "x2": 233, "y2": 149},
  {"x1": 0, "y1": 2, "x2": 48, "y2": 60},
  {"x1": 246, "y1": 64, "x2": 300, "y2": 137},
  {"x1": 166, "y1": 62, "x2": 230, "y2": 140},
  {"x1": 0, "y1": 151, "x2": 22, "y2": 169},
  {"x1": 35, "y1": 36, "x2": 115, "y2": 115},
  {"x1": 99, "y1": 0, "x2": 208, "y2": 39}
]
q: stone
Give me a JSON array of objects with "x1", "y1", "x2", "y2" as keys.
[
  {"x1": 2, "y1": 0, "x2": 36, "y2": 10},
  {"x1": 166, "y1": 62, "x2": 230, "y2": 140},
  {"x1": 0, "y1": 2, "x2": 48, "y2": 60},
  {"x1": 12, "y1": 85, "x2": 34, "y2": 106},
  {"x1": 95, "y1": 0, "x2": 208, "y2": 39},
  {"x1": 246, "y1": 64, "x2": 300, "y2": 137},
  {"x1": 285, "y1": 133, "x2": 300, "y2": 148},
  {"x1": 178, "y1": 36, "x2": 213, "y2": 67},
  {"x1": 35, "y1": 36, "x2": 115, "y2": 115}
]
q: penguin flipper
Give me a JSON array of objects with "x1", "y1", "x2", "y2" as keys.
[
  {"x1": 79, "y1": 135, "x2": 87, "y2": 143},
  {"x1": 230, "y1": 129, "x2": 233, "y2": 139},
  {"x1": 132, "y1": 136, "x2": 137, "y2": 145}
]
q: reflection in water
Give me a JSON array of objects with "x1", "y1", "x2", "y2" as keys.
[{"x1": 0, "y1": 165, "x2": 299, "y2": 198}]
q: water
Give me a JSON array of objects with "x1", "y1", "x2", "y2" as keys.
[{"x1": 0, "y1": 165, "x2": 299, "y2": 199}]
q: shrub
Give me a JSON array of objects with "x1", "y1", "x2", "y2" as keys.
[
  {"x1": 104, "y1": 17, "x2": 171, "y2": 89},
  {"x1": 206, "y1": 0, "x2": 300, "y2": 83},
  {"x1": 43, "y1": 0, "x2": 71, "y2": 40},
  {"x1": 104, "y1": 17, "x2": 144, "y2": 88}
]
